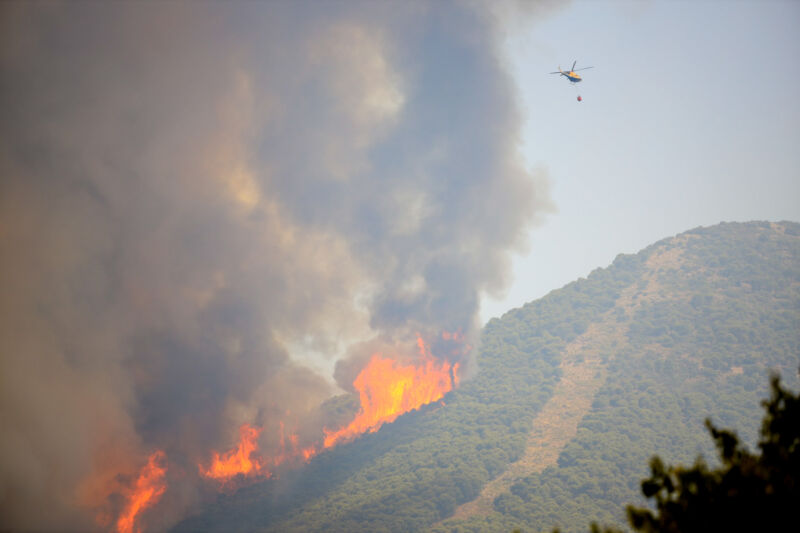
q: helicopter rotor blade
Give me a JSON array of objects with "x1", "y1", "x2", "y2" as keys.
[
  {"x1": 573, "y1": 66, "x2": 594, "y2": 71},
  {"x1": 571, "y1": 60, "x2": 577, "y2": 71}
]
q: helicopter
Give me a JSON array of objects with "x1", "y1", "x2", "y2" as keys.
[
  {"x1": 550, "y1": 61, "x2": 593, "y2": 84},
  {"x1": 551, "y1": 60, "x2": 593, "y2": 101}
]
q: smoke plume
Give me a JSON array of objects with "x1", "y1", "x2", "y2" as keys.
[{"x1": 0, "y1": 1, "x2": 551, "y2": 530}]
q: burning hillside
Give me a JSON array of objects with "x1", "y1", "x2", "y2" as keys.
[
  {"x1": 111, "y1": 335, "x2": 462, "y2": 531},
  {"x1": 324, "y1": 337, "x2": 459, "y2": 448},
  {"x1": 0, "y1": 2, "x2": 549, "y2": 531}
]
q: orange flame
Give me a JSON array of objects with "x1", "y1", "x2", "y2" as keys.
[
  {"x1": 301, "y1": 444, "x2": 318, "y2": 461},
  {"x1": 199, "y1": 424, "x2": 269, "y2": 485},
  {"x1": 323, "y1": 337, "x2": 457, "y2": 448},
  {"x1": 271, "y1": 421, "x2": 317, "y2": 467},
  {"x1": 198, "y1": 335, "x2": 462, "y2": 492},
  {"x1": 116, "y1": 450, "x2": 167, "y2": 533},
  {"x1": 199, "y1": 421, "x2": 319, "y2": 489}
]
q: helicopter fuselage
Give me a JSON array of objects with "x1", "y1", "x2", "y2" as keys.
[
  {"x1": 550, "y1": 62, "x2": 593, "y2": 86},
  {"x1": 561, "y1": 71, "x2": 582, "y2": 83}
]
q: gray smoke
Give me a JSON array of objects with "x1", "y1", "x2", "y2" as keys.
[{"x1": 0, "y1": 1, "x2": 552, "y2": 530}]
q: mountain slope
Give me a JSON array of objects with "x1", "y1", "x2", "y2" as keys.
[
  {"x1": 436, "y1": 221, "x2": 800, "y2": 532},
  {"x1": 174, "y1": 221, "x2": 800, "y2": 532}
]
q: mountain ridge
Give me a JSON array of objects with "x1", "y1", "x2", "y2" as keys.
[{"x1": 174, "y1": 220, "x2": 800, "y2": 532}]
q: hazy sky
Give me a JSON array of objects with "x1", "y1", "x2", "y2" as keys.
[{"x1": 482, "y1": 0, "x2": 800, "y2": 322}]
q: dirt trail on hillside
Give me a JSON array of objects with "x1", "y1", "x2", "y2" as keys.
[
  {"x1": 441, "y1": 257, "x2": 677, "y2": 525},
  {"x1": 446, "y1": 325, "x2": 611, "y2": 521}
]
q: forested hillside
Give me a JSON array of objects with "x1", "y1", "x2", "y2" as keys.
[{"x1": 174, "y1": 221, "x2": 800, "y2": 532}]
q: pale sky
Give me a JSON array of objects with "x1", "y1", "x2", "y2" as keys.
[{"x1": 482, "y1": 0, "x2": 800, "y2": 322}]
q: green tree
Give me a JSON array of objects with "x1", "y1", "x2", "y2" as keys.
[{"x1": 591, "y1": 373, "x2": 799, "y2": 533}]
